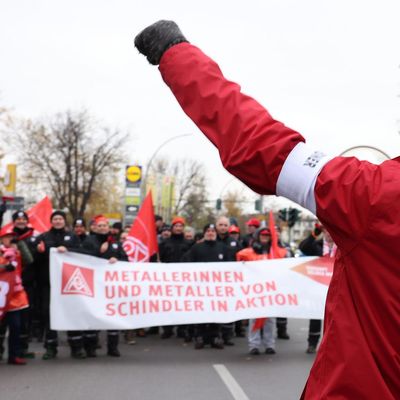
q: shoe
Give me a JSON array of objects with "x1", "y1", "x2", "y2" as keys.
[
  {"x1": 211, "y1": 338, "x2": 224, "y2": 350},
  {"x1": 249, "y1": 348, "x2": 260, "y2": 355},
  {"x1": 224, "y1": 340, "x2": 235, "y2": 346},
  {"x1": 277, "y1": 331, "x2": 290, "y2": 340},
  {"x1": 265, "y1": 347, "x2": 276, "y2": 355},
  {"x1": 147, "y1": 327, "x2": 159, "y2": 335},
  {"x1": 184, "y1": 336, "x2": 193, "y2": 343},
  {"x1": 306, "y1": 345, "x2": 317, "y2": 354},
  {"x1": 85, "y1": 348, "x2": 97, "y2": 358},
  {"x1": 8, "y1": 357, "x2": 27, "y2": 365},
  {"x1": 107, "y1": 347, "x2": 121, "y2": 357},
  {"x1": 70, "y1": 349, "x2": 86, "y2": 359},
  {"x1": 21, "y1": 351, "x2": 35, "y2": 359},
  {"x1": 124, "y1": 331, "x2": 136, "y2": 345},
  {"x1": 42, "y1": 348, "x2": 57, "y2": 360},
  {"x1": 194, "y1": 338, "x2": 204, "y2": 350}
]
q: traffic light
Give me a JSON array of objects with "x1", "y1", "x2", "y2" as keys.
[
  {"x1": 288, "y1": 208, "x2": 301, "y2": 228},
  {"x1": 278, "y1": 208, "x2": 288, "y2": 222},
  {"x1": 216, "y1": 198, "x2": 222, "y2": 210},
  {"x1": 255, "y1": 199, "x2": 261, "y2": 212}
]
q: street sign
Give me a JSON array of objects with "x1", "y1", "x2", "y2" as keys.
[
  {"x1": 125, "y1": 205, "x2": 139, "y2": 214},
  {"x1": 125, "y1": 187, "x2": 141, "y2": 197},
  {"x1": 125, "y1": 165, "x2": 142, "y2": 184}
]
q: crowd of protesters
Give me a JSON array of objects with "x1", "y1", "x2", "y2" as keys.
[{"x1": 0, "y1": 205, "x2": 333, "y2": 365}]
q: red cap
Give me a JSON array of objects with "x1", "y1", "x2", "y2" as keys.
[
  {"x1": 0, "y1": 226, "x2": 17, "y2": 238},
  {"x1": 246, "y1": 218, "x2": 261, "y2": 228},
  {"x1": 171, "y1": 216, "x2": 185, "y2": 226},
  {"x1": 229, "y1": 225, "x2": 240, "y2": 233},
  {"x1": 94, "y1": 215, "x2": 109, "y2": 225},
  {"x1": 259, "y1": 228, "x2": 271, "y2": 236}
]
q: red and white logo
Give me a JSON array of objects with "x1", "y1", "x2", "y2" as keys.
[
  {"x1": 62, "y1": 263, "x2": 94, "y2": 297},
  {"x1": 123, "y1": 236, "x2": 149, "y2": 262}
]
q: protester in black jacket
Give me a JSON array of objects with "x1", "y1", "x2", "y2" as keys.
[
  {"x1": 299, "y1": 223, "x2": 324, "y2": 354},
  {"x1": 32, "y1": 210, "x2": 83, "y2": 360},
  {"x1": 81, "y1": 215, "x2": 128, "y2": 357},
  {"x1": 182, "y1": 224, "x2": 230, "y2": 350},
  {"x1": 73, "y1": 218, "x2": 88, "y2": 244},
  {"x1": 158, "y1": 216, "x2": 192, "y2": 339},
  {"x1": 215, "y1": 216, "x2": 241, "y2": 345}
]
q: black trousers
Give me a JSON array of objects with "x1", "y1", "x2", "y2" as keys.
[
  {"x1": 0, "y1": 310, "x2": 22, "y2": 360},
  {"x1": 41, "y1": 286, "x2": 83, "y2": 350},
  {"x1": 308, "y1": 319, "x2": 322, "y2": 346},
  {"x1": 83, "y1": 330, "x2": 119, "y2": 350},
  {"x1": 195, "y1": 324, "x2": 222, "y2": 343}
]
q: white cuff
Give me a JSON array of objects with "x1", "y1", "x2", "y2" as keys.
[{"x1": 276, "y1": 142, "x2": 332, "y2": 214}]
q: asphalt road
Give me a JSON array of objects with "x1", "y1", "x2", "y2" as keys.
[{"x1": 0, "y1": 319, "x2": 316, "y2": 400}]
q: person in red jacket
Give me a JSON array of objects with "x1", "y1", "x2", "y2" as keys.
[
  {"x1": 237, "y1": 227, "x2": 286, "y2": 355},
  {"x1": 0, "y1": 227, "x2": 29, "y2": 365},
  {"x1": 135, "y1": 21, "x2": 400, "y2": 399}
]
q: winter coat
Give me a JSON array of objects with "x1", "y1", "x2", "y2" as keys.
[
  {"x1": 32, "y1": 228, "x2": 81, "y2": 286},
  {"x1": 158, "y1": 42, "x2": 400, "y2": 399},
  {"x1": 181, "y1": 240, "x2": 230, "y2": 263},
  {"x1": 81, "y1": 233, "x2": 128, "y2": 261},
  {"x1": 159, "y1": 234, "x2": 192, "y2": 263}
]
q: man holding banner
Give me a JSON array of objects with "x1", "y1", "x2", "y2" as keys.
[
  {"x1": 81, "y1": 215, "x2": 128, "y2": 357},
  {"x1": 135, "y1": 21, "x2": 400, "y2": 399}
]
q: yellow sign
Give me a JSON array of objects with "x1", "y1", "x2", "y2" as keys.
[
  {"x1": 126, "y1": 165, "x2": 142, "y2": 183},
  {"x1": 103, "y1": 213, "x2": 122, "y2": 220},
  {"x1": 4, "y1": 164, "x2": 17, "y2": 194}
]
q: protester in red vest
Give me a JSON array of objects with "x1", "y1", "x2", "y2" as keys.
[
  {"x1": 0, "y1": 227, "x2": 29, "y2": 365},
  {"x1": 237, "y1": 227, "x2": 286, "y2": 355},
  {"x1": 135, "y1": 20, "x2": 400, "y2": 399},
  {"x1": 11, "y1": 210, "x2": 37, "y2": 358}
]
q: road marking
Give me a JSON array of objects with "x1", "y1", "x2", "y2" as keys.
[{"x1": 213, "y1": 364, "x2": 250, "y2": 400}]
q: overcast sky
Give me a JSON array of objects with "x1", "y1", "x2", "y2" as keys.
[{"x1": 1, "y1": 0, "x2": 399, "y2": 210}]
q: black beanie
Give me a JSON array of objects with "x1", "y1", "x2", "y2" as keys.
[
  {"x1": 12, "y1": 210, "x2": 29, "y2": 222},
  {"x1": 73, "y1": 218, "x2": 86, "y2": 227},
  {"x1": 51, "y1": 210, "x2": 67, "y2": 222},
  {"x1": 203, "y1": 223, "x2": 216, "y2": 234},
  {"x1": 112, "y1": 222, "x2": 123, "y2": 230}
]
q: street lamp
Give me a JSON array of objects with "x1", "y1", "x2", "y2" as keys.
[
  {"x1": 141, "y1": 133, "x2": 193, "y2": 205},
  {"x1": 339, "y1": 145, "x2": 390, "y2": 163}
]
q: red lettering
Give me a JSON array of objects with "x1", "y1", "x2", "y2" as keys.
[
  {"x1": 194, "y1": 300, "x2": 204, "y2": 311},
  {"x1": 288, "y1": 294, "x2": 298, "y2": 305},
  {"x1": 106, "y1": 303, "x2": 115, "y2": 316},
  {"x1": 105, "y1": 271, "x2": 118, "y2": 282}
]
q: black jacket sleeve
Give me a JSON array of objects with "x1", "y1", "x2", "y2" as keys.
[{"x1": 299, "y1": 234, "x2": 323, "y2": 256}]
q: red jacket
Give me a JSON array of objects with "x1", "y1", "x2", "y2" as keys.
[
  {"x1": 236, "y1": 246, "x2": 286, "y2": 262},
  {"x1": 0, "y1": 248, "x2": 29, "y2": 312},
  {"x1": 158, "y1": 43, "x2": 400, "y2": 399}
]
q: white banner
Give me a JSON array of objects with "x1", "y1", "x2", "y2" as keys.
[{"x1": 50, "y1": 250, "x2": 333, "y2": 330}]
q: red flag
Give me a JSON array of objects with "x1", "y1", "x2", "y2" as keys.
[
  {"x1": 252, "y1": 211, "x2": 284, "y2": 332},
  {"x1": 26, "y1": 196, "x2": 53, "y2": 234},
  {"x1": 268, "y1": 210, "x2": 281, "y2": 258},
  {"x1": 123, "y1": 191, "x2": 158, "y2": 262},
  {"x1": 2, "y1": 196, "x2": 53, "y2": 235},
  {"x1": 252, "y1": 317, "x2": 267, "y2": 332}
]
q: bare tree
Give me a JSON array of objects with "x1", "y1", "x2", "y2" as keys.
[
  {"x1": 148, "y1": 157, "x2": 215, "y2": 227},
  {"x1": 9, "y1": 110, "x2": 128, "y2": 218}
]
